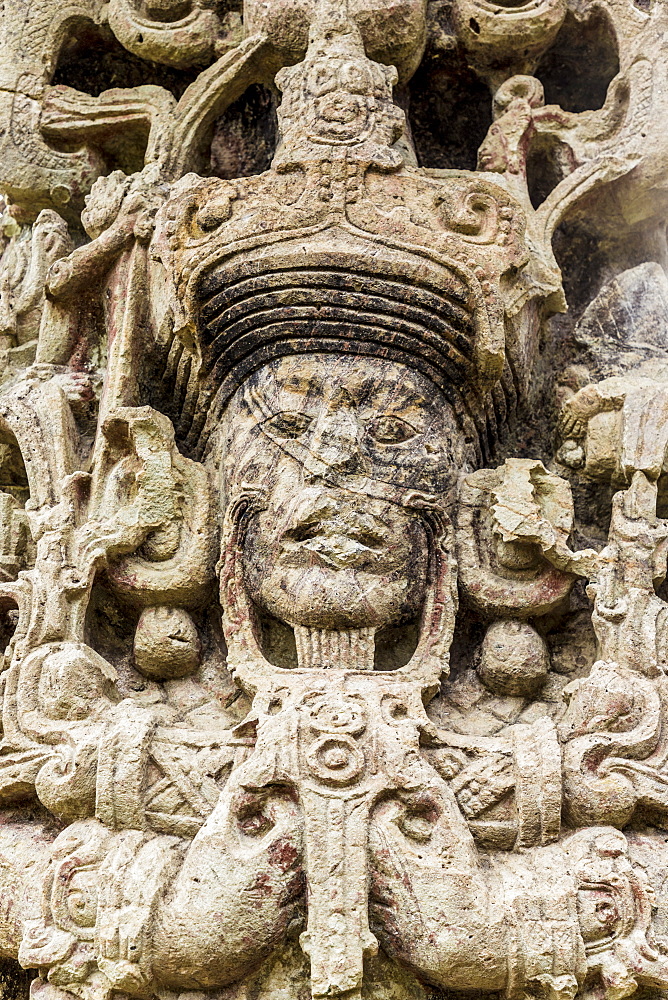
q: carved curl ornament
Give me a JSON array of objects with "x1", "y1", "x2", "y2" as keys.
[{"x1": 0, "y1": 2, "x2": 667, "y2": 1000}]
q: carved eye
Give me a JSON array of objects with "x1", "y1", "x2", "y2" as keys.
[
  {"x1": 367, "y1": 415, "x2": 416, "y2": 444},
  {"x1": 265, "y1": 411, "x2": 312, "y2": 439},
  {"x1": 308, "y1": 64, "x2": 337, "y2": 96},
  {"x1": 340, "y1": 62, "x2": 371, "y2": 94}
]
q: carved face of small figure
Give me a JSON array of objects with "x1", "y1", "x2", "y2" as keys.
[
  {"x1": 310, "y1": 63, "x2": 371, "y2": 141},
  {"x1": 219, "y1": 354, "x2": 472, "y2": 630}
]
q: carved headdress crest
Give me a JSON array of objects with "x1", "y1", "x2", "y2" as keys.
[{"x1": 156, "y1": 0, "x2": 544, "y2": 454}]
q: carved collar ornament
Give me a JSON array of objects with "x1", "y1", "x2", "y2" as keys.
[{"x1": 1, "y1": 2, "x2": 668, "y2": 1000}]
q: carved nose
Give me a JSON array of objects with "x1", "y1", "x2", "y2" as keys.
[{"x1": 304, "y1": 407, "x2": 364, "y2": 478}]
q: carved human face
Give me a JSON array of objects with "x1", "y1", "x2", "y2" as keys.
[{"x1": 219, "y1": 354, "x2": 472, "y2": 630}]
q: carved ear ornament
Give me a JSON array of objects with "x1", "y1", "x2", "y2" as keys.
[
  {"x1": 456, "y1": 459, "x2": 577, "y2": 618},
  {"x1": 106, "y1": 0, "x2": 243, "y2": 70},
  {"x1": 451, "y1": 0, "x2": 567, "y2": 83}
]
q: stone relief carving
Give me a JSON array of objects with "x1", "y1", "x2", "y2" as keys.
[{"x1": 0, "y1": 1, "x2": 667, "y2": 999}]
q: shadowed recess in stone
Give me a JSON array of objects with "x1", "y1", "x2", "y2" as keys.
[{"x1": 535, "y1": 8, "x2": 620, "y2": 113}]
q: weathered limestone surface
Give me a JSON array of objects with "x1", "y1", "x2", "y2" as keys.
[{"x1": 0, "y1": 1, "x2": 667, "y2": 999}]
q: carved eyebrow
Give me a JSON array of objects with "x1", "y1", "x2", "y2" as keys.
[
  {"x1": 347, "y1": 374, "x2": 426, "y2": 409},
  {"x1": 394, "y1": 393, "x2": 430, "y2": 410},
  {"x1": 365, "y1": 388, "x2": 430, "y2": 410},
  {"x1": 280, "y1": 373, "x2": 324, "y2": 394}
]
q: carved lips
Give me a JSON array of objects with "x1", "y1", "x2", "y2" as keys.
[{"x1": 281, "y1": 496, "x2": 390, "y2": 570}]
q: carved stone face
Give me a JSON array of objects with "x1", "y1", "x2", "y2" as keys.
[{"x1": 220, "y1": 354, "x2": 471, "y2": 630}]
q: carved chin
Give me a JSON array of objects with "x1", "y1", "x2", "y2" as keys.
[{"x1": 249, "y1": 565, "x2": 425, "y2": 630}]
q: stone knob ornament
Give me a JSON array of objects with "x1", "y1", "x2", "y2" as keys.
[
  {"x1": 451, "y1": 0, "x2": 567, "y2": 80},
  {"x1": 243, "y1": 0, "x2": 429, "y2": 81}
]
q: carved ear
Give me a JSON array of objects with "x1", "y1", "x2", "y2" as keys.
[
  {"x1": 219, "y1": 488, "x2": 275, "y2": 695},
  {"x1": 275, "y1": 66, "x2": 297, "y2": 93},
  {"x1": 0, "y1": 377, "x2": 82, "y2": 507},
  {"x1": 394, "y1": 507, "x2": 457, "y2": 696},
  {"x1": 0, "y1": 454, "x2": 30, "y2": 586},
  {"x1": 455, "y1": 460, "x2": 576, "y2": 618}
]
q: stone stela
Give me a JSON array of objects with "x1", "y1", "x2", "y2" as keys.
[{"x1": 0, "y1": 1, "x2": 667, "y2": 1000}]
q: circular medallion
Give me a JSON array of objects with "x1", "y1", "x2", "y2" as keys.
[
  {"x1": 308, "y1": 695, "x2": 367, "y2": 736},
  {"x1": 305, "y1": 735, "x2": 365, "y2": 787}
]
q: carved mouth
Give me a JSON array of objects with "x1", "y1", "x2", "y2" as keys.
[
  {"x1": 315, "y1": 93, "x2": 365, "y2": 125},
  {"x1": 281, "y1": 518, "x2": 388, "y2": 569},
  {"x1": 286, "y1": 521, "x2": 384, "y2": 547}
]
